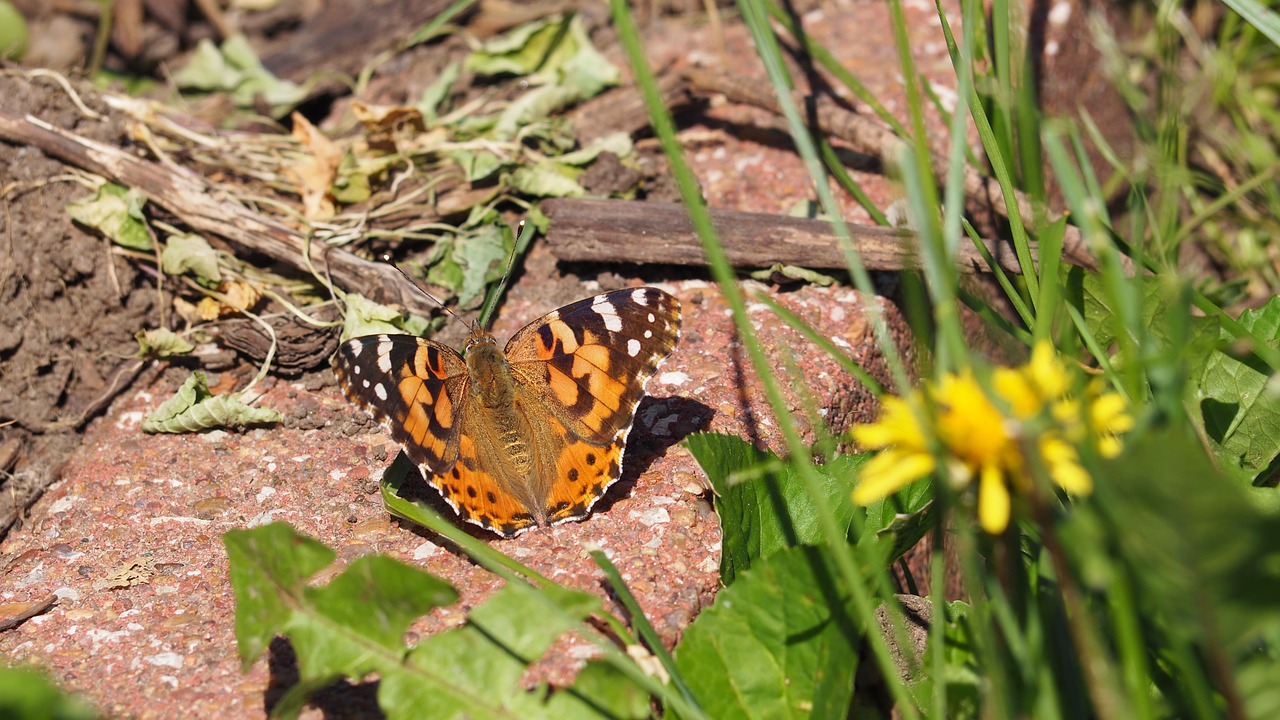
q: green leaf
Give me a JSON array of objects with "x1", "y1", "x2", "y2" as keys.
[
  {"x1": 66, "y1": 184, "x2": 152, "y2": 251},
  {"x1": 161, "y1": 232, "x2": 222, "y2": 282},
  {"x1": 172, "y1": 34, "x2": 306, "y2": 118},
  {"x1": 331, "y1": 151, "x2": 373, "y2": 204},
  {"x1": 508, "y1": 161, "x2": 586, "y2": 198},
  {"x1": 465, "y1": 15, "x2": 574, "y2": 77},
  {"x1": 0, "y1": 0, "x2": 29, "y2": 60},
  {"x1": 417, "y1": 61, "x2": 461, "y2": 122},
  {"x1": 1071, "y1": 270, "x2": 1218, "y2": 372},
  {"x1": 673, "y1": 545, "x2": 860, "y2": 719},
  {"x1": 0, "y1": 664, "x2": 97, "y2": 720},
  {"x1": 141, "y1": 371, "x2": 283, "y2": 433},
  {"x1": 469, "y1": 14, "x2": 619, "y2": 140},
  {"x1": 541, "y1": 661, "x2": 651, "y2": 719},
  {"x1": 450, "y1": 148, "x2": 508, "y2": 182},
  {"x1": 339, "y1": 293, "x2": 430, "y2": 342},
  {"x1": 379, "y1": 581, "x2": 646, "y2": 719},
  {"x1": 425, "y1": 223, "x2": 511, "y2": 309},
  {"x1": 554, "y1": 132, "x2": 632, "y2": 166},
  {"x1": 686, "y1": 433, "x2": 867, "y2": 585},
  {"x1": 1096, "y1": 425, "x2": 1280, "y2": 654},
  {"x1": 134, "y1": 328, "x2": 195, "y2": 358},
  {"x1": 748, "y1": 264, "x2": 838, "y2": 287},
  {"x1": 1200, "y1": 295, "x2": 1280, "y2": 483},
  {"x1": 223, "y1": 522, "x2": 339, "y2": 669}
]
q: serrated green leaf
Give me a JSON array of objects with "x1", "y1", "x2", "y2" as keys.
[
  {"x1": 508, "y1": 161, "x2": 585, "y2": 198},
  {"x1": 339, "y1": 293, "x2": 430, "y2": 342},
  {"x1": 686, "y1": 433, "x2": 867, "y2": 585},
  {"x1": 673, "y1": 545, "x2": 860, "y2": 719},
  {"x1": 66, "y1": 184, "x2": 152, "y2": 251},
  {"x1": 1200, "y1": 296, "x2": 1280, "y2": 483},
  {"x1": 134, "y1": 328, "x2": 194, "y2": 358},
  {"x1": 141, "y1": 370, "x2": 282, "y2": 433},
  {"x1": 290, "y1": 554, "x2": 459, "y2": 680},
  {"x1": 542, "y1": 661, "x2": 651, "y2": 719},
  {"x1": 224, "y1": 522, "x2": 338, "y2": 669},
  {"x1": 161, "y1": 232, "x2": 222, "y2": 282},
  {"x1": 224, "y1": 523, "x2": 463, "y2": 720},
  {"x1": 378, "y1": 582, "x2": 631, "y2": 720}
]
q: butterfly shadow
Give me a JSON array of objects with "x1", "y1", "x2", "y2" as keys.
[{"x1": 589, "y1": 395, "x2": 715, "y2": 518}]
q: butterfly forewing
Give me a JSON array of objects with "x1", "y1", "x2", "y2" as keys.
[
  {"x1": 334, "y1": 334, "x2": 469, "y2": 474},
  {"x1": 505, "y1": 287, "x2": 682, "y2": 445}
]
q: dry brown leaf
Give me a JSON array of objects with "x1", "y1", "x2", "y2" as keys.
[
  {"x1": 288, "y1": 112, "x2": 343, "y2": 222},
  {"x1": 221, "y1": 281, "x2": 262, "y2": 313},
  {"x1": 93, "y1": 557, "x2": 157, "y2": 591},
  {"x1": 351, "y1": 100, "x2": 427, "y2": 153}
]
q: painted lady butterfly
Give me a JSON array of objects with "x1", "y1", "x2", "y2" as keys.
[{"x1": 334, "y1": 287, "x2": 682, "y2": 537}]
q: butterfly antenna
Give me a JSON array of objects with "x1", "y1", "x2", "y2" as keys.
[
  {"x1": 379, "y1": 254, "x2": 469, "y2": 328},
  {"x1": 476, "y1": 219, "x2": 535, "y2": 329}
]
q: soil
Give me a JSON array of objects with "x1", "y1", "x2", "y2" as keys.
[{"x1": 0, "y1": 77, "x2": 159, "y2": 535}]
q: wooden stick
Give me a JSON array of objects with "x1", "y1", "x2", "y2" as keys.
[
  {"x1": 0, "y1": 111, "x2": 439, "y2": 316},
  {"x1": 0, "y1": 594, "x2": 58, "y2": 632},
  {"x1": 543, "y1": 197, "x2": 1028, "y2": 274},
  {"x1": 684, "y1": 69, "x2": 1097, "y2": 271}
]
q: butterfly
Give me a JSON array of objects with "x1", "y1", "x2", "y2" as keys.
[{"x1": 334, "y1": 287, "x2": 682, "y2": 537}]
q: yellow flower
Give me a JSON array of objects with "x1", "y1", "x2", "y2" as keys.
[{"x1": 850, "y1": 341, "x2": 1132, "y2": 534}]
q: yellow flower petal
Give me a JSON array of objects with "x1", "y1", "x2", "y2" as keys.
[
  {"x1": 994, "y1": 366, "x2": 1041, "y2": 418},
  {"x1": 1026, "y1": 341, "x2": 1070, "y2": 397},
  {"x1": 977, "y1": 463, "x2": 1011, "y2": 534},
  {"x1": 851, "y1": 396, "x2": 926, "y2": 450},
  {"x1": 853, "y1": 450, "x2": 935, "y2": 505},
  {"x1": 1041, "y1": 436, "x2": 1093, "y2": 494}
]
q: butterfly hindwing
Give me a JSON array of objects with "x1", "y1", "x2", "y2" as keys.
[{"x1": 505, "y1": 287, "x2": 682, "y2": 445}]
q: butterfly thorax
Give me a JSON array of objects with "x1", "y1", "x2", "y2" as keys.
[
  {"x1": 465, "y1": 334, "x2": 514, "y2": 409},
  {"x1": 463, "y1": 332, "x2": 538, "y2": 512}
]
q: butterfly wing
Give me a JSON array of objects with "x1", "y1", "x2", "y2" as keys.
[
  {"x1": 504, "y1": 287, "x2": 682, "y2": 444},
  {"x1": 505, "y1": 287, "x2": 682, "y2": 525},
  {"x1": 333, "y1": 334, "x2": 468, "y2": 474}
]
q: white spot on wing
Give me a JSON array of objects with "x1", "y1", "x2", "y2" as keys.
[
  {"x1": 647, "y1": 312, "x2": 655, "y2": 323},
  {"x1": 362, "y1": 379, "x2": 371, "y2": 388},
  {"x1": 644, "y1": 329, "x2": 652, "y2": 338},
  {"x1": 352, "y1": 364, "x2": 362, "y2": 375},
  {"x1": 348, "y1": 342, "x2": 363, "y2": 358},
  {"x1": 373, "y1": 383, "x2": 388, "y2": 401},
  {"x1": 631, "y1": 288, "x2": 650, "y2": 306},
  {"x1": 593, "y1": 298, "x2": 623, "y2": 331},
  {"x1": 376, "y1": 340, "x2": 393, "y2": 372},
  {"x1": 627, "y1": 338, "x2": 641, "y2": 357}
]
